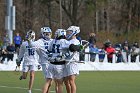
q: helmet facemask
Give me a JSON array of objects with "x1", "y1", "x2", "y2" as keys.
[
  {"x1": 66, "y1": 26, "x2": 80, "y2": 40},
  {"x1": 66, "y1": 30, "x2": 74, "y2": 40},
  {"x1": 41, "y1": 27, "x2": 52, "y2": 40},
  {"x1": 55, "y1": 29, "x2": 66, "y2": 39},
  {"x1": 42, "y1": 32, "x2": 51, "y2": 40}
]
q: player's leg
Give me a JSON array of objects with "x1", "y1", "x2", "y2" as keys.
[
  {"x1": 28, "y1": 71, "x2": 35, "y2": 93},
  {"x1": 54, "y1": 65, "x2": 65, "y2": 93},
  {"x1": 55, "y1": 79, "x2": 63, "y2": 93},
  {"x1": 41, "y1": 64, "x2": 53, "y2": 93},
  {"x1": 54, "y1": 80, "x2": 58, "y2": 93},
  {"x1": 64, "y1": 77, "x2": 71, "y2": 93},
  {"x1": 42, "y1": 78, "x2": 52, "y2": 93},
  {"x1": 65, "y1": 63, "x2": 79, "y2": 93},
  {"x1": 28, "y1": 65, "x2": 36, "y2": 93},
  {"x1": 68, "y1": 75, "x2": 76, "y2": 93},
  {"x1": 19, "y1": 65, "x2": 29, "y2": 80},
  {"x1": 46, "y1": 80, "x2": 52, "y2": 93},
  {"x1": 63, "y1": 65, "x2": 71, "y2": 93}
]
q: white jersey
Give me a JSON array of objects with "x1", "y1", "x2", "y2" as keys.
[
  {"x1": 49, "y1": 39, "x2": 69, "y2": 62},
  {"x1": 18, "y1": 41, "x2": 38, "y2": 65},
  {"x1": 30, "y1": 38, "x2": 52, "y2": 65},
  {"x1": 44, "y1": 39, "x2": 68, "y2": 79},
  {"x1": 66, "y1": 38, "x2": 80, "y2": 62},
  {"x1": 49, "y1": 38, "x2": 80, "y2": 62},
  {"x1": 63, "y1": 38, "x2": 80, "y2": 77}
]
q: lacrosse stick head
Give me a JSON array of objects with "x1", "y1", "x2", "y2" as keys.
[{"x1": 26, "y1": 30, "x2": 35, "y2": 41}]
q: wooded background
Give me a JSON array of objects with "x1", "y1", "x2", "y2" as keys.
[{"x1": 0, "y1": 0, "x2": 140, "y2": 45}]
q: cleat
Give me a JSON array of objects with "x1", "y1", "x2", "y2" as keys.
[
  {"x1": 28, "y1": 90, "x2": 32, "y2": 93},
  {"x1": 19, "y1": 76, "x2": 22, "y2": 80}
]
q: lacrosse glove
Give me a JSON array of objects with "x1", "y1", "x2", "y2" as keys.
[{"x1": 69, "y1": 44, "x2": 82, "y2": 52}]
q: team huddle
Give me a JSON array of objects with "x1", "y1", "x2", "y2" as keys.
[{"x1": 17, "y1": 26, "x2": 82, "y2": 93}]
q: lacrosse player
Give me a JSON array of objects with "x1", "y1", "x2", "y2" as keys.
[
  {"x1": 28, "y1": 27, "x2": 53, "y2": 93},
  {"x1": 45, "y1": 29, "x2": 69, "y2": 93},
  {"x1": 64, "y1": 26, "x2": 81, "y2": 93},
  {"x1": 17, "y1": 30, "x2": 38, "y2": 93}
]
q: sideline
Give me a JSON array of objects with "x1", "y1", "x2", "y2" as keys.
[{"x1": 0, "y1": 85, "x2": 55, "y2": 92}]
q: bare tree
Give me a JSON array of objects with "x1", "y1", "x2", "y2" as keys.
[{"x1": 55, "y1": 0, "x2": 83, "y2": 25}]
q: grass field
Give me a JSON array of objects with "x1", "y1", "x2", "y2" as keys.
[{"x1": 0, "y1": 71, "x2": 140, "y2": 93}]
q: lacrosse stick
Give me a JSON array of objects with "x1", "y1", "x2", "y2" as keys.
[
  {"x1": 27, "y1": 40, "x2": 89, "y2": 64},
  {"x1": 66, "y1": 41, "x2": 89, "y2": 65}
]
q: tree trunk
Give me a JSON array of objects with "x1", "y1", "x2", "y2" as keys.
[
  {"x1": 72, "y1": 0, "x2": 78, "y2": 25},
  {"x1": 127, "y1": 3, "x2": 132, "y2": 33},
  {"x1": 47, "y1": 0, "x2": 52, "y2": 28},
  {"x1": 95, "y1": 10, "x2": 99, "y2": 33},
  {"x1": 106, "y1": 2, "x2": 110, "y2": 32},
  {"x1": 95, "y1": 0, "x2": 99, "y2": 33},
  {"x1": 102, "y1": 8, "x2": 106, "y2": 31}
]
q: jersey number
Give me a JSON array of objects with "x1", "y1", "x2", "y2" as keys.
[
  {"x1": 52, "y1": 44, "x2": 60, "y2": 53},
  {"x1": 44, "y1": 43, "x2": 49, "y2": 54},
  {"x1": 28, "y1": 49, "x2": 35, "y2": 56}
]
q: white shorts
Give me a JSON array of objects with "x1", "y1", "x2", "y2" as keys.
[
  {"x1": 63, "y1": 62, "x2": 79, "y2": 77},
  {"x1": 22, "y1": 65, "x2": 36, "y2": 72},
  {"x1": 46, "y1": 64, "x2": 65, "y2": 79},
  {"x1": 41, "y1": 63, "x2": 49, "y2": 78}
]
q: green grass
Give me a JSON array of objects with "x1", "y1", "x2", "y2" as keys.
[{"x1": 0, "y1": 71, "x2": 140, "y2": 93}]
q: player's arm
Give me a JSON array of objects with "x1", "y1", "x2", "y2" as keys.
[
  {"x1": 47, "y1": 40, "x2": 53, "y2": 53},
  {"x1": 17, "y1": 43, "x2": 25, "y2": 61}
]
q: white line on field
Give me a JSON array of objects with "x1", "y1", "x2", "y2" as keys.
[{"x1": 0, "y1": 85, "x2": 55, "y2": 92}]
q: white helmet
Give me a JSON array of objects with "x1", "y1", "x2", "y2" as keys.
[
  {"x1": 41, "y1": 27, "x2": 52, "y2": 40},
  {"x1": 55, "y1": 29, "x2": 66, "y2": 39},
  {"x1": 26, "y1": 30, "x2": 35, "y2": 41},
  {"x1": 66, "y1": 26, "x2": 80, "y2": 39}
]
